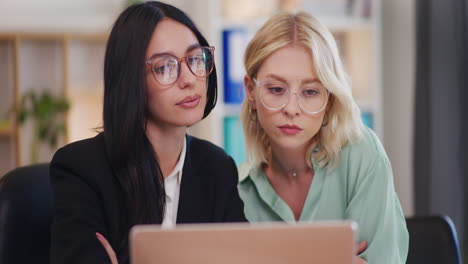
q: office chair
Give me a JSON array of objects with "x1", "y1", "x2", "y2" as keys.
[
  {"x1": 0, "y1": 163, "x2": 52, "y2": 264},
  {"x1": 406, "y1": 215, "x2": 462, "y2": 264}
]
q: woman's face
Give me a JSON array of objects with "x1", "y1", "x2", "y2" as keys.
[
  {"x1": 247, "y1": 45, "x2": 328, "y2": 151},
  {"x1": 145, "y1": 18, "x2": 208, "y2": 130}
]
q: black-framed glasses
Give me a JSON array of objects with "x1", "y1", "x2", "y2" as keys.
[{"x1": 146, "y1": 46, "x2": 215, "y2": 86}]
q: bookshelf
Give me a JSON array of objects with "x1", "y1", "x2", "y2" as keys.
[
  {"x1": 0, "y1": 126, "x2": 13, "y2": 137},
  {"x1": 188, "y1": 0, "x2": 383, "y2": 165},
  {"x1": 17, "y1": 35, "x2": 67, "y2": 165},
  {"x1": 66, "y1": 34, "x2": 107, "y2": 143},
  {"x1": 0, "y1": 32, "x2": 107, "y2": 175},
  {"x1": 0, "y1": 36, "x2": 18, "y2": 176}
]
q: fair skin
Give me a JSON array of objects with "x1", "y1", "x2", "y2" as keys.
[
  {"x1": 245, "y1": 45, "x2": 325, "y2": 221},
  {"x1": 96, "y1": 18, "x2": 208, "y2": 264},
  {"x1": 145, "y1": 18, "x2": 208, "y2": 176},
  {"x1": 245, "y1": 45, "x2": 368, "y2": 264}
]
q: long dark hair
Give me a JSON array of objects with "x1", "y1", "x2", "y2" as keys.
[{"x1": 103, "y1": 1, "x2": 217, "y2": 261}]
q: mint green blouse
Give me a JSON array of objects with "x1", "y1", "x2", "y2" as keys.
[{"x1": 238, "y1": 128, "x2": 408, "y2": 264}]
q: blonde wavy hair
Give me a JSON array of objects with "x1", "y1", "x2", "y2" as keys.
[{"x1": 241, "y1": 11, "x2": 364, "y2": 168}]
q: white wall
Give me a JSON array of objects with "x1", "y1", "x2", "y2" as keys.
[
  {"x1": 0, "y1": 0, "x2": 124, "y2": 32},
  {"x1": 382, "y1": 0, "x2": 416, "y2": 216}
]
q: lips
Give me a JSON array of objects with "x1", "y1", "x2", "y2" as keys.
[
  {"x1": 176, "y1": 95, "x2": 201, "y2": 108},
  {"x1": 278, "y1": 124, "x2": 303, "y2": 135}
]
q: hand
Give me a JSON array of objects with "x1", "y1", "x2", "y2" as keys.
[
  {"x1": 96, "y1": 232, "x2": 119, "y2": 264},
  {"x1": 353, "y1": 240, "x2": 368, "y2": 264}
]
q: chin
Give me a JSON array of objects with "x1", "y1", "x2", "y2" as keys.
[
  {"x1": 272, "y1": 137, "x2": 311, "y2": 151},
  {"x1": 177, "y1": 110, "x2": 204, "y2": 127}
]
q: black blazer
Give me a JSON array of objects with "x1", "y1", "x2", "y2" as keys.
[{"x1": 49, "y1": 133, "x2": 246, "y2": 264}]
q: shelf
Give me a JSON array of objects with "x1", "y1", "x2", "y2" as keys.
[
  {"x1": 0, "y1": 122, "x2": 12, "y2": 137},
  {"x1": 0, "y1": 14, "x2": 115, "y2": 34},
  {"x1": 67, "y1": 33, "x2": 108, "y2": 42},
  {"x1": 218, "y1": 15, "x2": 374, "y2": 33},
  {"x1": 0, "y1": 32, "x2": 108, "y2": 44},
  {"x1": 316, "y1": 15, "x2": 375, "y2": 31},
  {"x1": 0, "y1": 34, "x2": 16, "y2": 40},
  {"x1": 219, "y1": 17, "x2": 267, "y2": 31}
]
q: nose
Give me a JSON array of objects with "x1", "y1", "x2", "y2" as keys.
[
  {"x1": 177, "y1": 60, "x2": 196, "y2": 89},
  {"x1": 282, "y1": 90, "x2": 300, "y2": 116}
]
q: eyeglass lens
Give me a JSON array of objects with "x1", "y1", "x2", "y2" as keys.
[
  {"x1": 258, "y1": 80, "x2": 329, "y2": 113},
  {"x1": 149, "y1": 46, "x2": 214, "y2": 86}
]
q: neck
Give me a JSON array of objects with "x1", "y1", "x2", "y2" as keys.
[
  {"x1": 145, "y1": 121, "x2": 186, "y2": 178},
  {"x1": 267, "y1": 144, "x2": 311, "y2": 180}
]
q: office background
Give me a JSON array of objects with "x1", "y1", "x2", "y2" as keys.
[{"x1": 0, "y1": 0, "x2": 466, "y2": 260}]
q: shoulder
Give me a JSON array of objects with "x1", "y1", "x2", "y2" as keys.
[
  {"x1": 50, "y1": 133, "x2": 111, "y2": 186},
  {"x1": 340, "y1": 127, "x2": 389, "y2": 164},
  {"x1": 334, "y1": 127, "x2": 393, "y2": 193},
  {"x1": 186, "y1": 135, "x2": 238, "y2": 180},
  {"x1": 51, "y1": 133, "x2": 107, "y2": 166},
  {"x1": 53, "y1": 133, "x2": 105, "y2": 157},
  {"x1": 329, "y1": 127, "x2": 392, "y2": 184},
  {"x1": 187, "y1": 135, "x2": 234, "y2": 164}
]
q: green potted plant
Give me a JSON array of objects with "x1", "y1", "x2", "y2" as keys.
[{"x1": 18, "y1": 90, "x2": 70, "y2": 163}]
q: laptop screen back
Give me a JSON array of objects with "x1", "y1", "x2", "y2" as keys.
[{"x1": 130, "y1": 221, "x2": 357, "y2": 264}]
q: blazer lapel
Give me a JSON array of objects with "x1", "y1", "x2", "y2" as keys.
[{"x1": 176, "y1": 136, "x2": 212, "y2": 223}]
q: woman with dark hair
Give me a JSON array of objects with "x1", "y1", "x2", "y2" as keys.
[{"x1": 49, "y1": 2, "x2": 246, "y2": 264}]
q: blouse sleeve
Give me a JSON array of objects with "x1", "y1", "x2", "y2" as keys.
[{"x1": 344, "y1": 140, "x2": 409, "y2": 263}]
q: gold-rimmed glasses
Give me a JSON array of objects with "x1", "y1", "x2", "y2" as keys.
[{"x1": 146, "y1": 46, "x2": 215, "y2": 86}]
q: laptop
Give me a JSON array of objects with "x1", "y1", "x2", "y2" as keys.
[{"x1": 130, "y1": 221, "x2": 357, "y2": 264}]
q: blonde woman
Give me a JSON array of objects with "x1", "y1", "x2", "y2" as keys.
[{"x1": 238, "y1": 12, "x2": 408, "y2": 264}]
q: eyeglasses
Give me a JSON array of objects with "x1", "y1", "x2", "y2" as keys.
[
  {"x1": 253, "y1": 78, "x2": 329, "y2": 114},
  {"x1": 146, "y1": 46, "x2": 215, "y2": 86}
]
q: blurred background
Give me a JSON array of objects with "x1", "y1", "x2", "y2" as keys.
[{"x1": 0, "y1": 0, "x2": 466, "y2": 261}]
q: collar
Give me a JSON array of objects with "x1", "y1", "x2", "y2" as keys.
[
  {"x1": 166, "y1": 137, "x2": 187, "y2": 184},
  {"x1": 238, "y1": 161, "x2": 254, "y2": 183},
  {"x1": 238, "y1": 152, "x2": 321, "y2": 184}
]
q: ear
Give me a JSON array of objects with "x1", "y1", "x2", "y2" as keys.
[
  {"x1": 244, "y1": 75, "x2": 256, "y2": 108},
  {"x1": 325, "y1": 93, "x2": 334, "y2": 113}
]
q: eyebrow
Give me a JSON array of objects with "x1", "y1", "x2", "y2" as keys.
[
  {"x1": 263, "y1": 74, "x2": 321, "y2": 84},
  {"x1": 147, "y1": 43, "x2": 201, "y2": 60}
]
